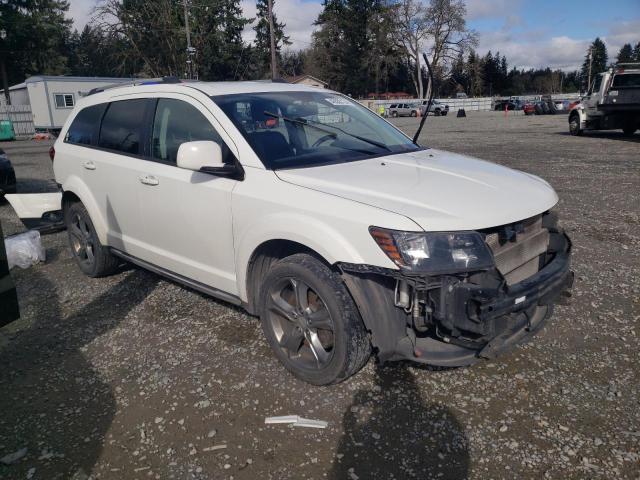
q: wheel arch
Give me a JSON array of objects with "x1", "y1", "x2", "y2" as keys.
[
  {"x1": 243, "y1": 239, "x2": 331, "y2": 315},
  {"x1": 60, "y1": 176, "x2": 109, "y2": 244}
]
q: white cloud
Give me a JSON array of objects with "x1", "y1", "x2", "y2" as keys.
[
  {"x1": 477, "y1": 32, "x2": 590, "y2": 70},
  {"x1": 67, "y1": 0, "x2": 96, "y2": 31},
  {"x1": 475, "y1": 17, "x2": 640, "y2": 71}
]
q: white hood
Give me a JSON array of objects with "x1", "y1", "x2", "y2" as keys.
[{"x1": 275, "y1": 149, "x2": 558, "y2": 231}]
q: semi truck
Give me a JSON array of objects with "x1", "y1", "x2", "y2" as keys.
[{"x1": 569, "y1": 63, "x2": 640, "y2": 136}]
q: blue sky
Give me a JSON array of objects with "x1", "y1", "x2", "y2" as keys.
[{"x1": 68, "y1": 0, "x2": 640, "y2": 71}]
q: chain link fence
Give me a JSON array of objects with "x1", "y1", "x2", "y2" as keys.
[{"x1": 0, "y1": 105, "x2": 35, "y2": 138}]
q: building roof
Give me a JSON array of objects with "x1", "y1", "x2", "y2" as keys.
[
  {"x1": 5, "y1": 82, "x2": 26, "y2": 91},
  {"x1": 285, "y1": 75, "x2": 328, "y2": 86}
]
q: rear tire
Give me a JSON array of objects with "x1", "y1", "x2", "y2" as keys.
[
  {"x1": 259, "y1": 253, "x2": 371, "y2": 385},
  {"x1": 65, "y1": 202, "x2": 120, "y2": 277},
  {"x1": 622, "y1": 126, "x2": 637, "y2": 136},
  {"x1": 392, "y1": 111, "x2": 398, "y2": 118},
  {"x1": 410, "y1": 110, "x2": 417, "y2": 117},
  {"x1": 434, "y1": 109, "x2": 441, "y2": 116}
]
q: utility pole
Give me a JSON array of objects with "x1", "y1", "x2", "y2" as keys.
[
  {"x1": 267, "y1": 0, "x2": 278, "y2": 79},
  {"x1": 183, "y1": 0, "x2": 196, "y2": 79},
  {"x1": 587, "y1": 46, "x2": 593, "y2": 91},
  {"x1": 0, "y1": 29, "x2": 9, "y2": 105}
]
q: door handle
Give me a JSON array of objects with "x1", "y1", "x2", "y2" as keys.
[
  {"x1": 139, "y1": 175, "x2": 159, "y2": 186},
  {"x1": 83, "y1": 161, "x2": 96, "y2": 170}
]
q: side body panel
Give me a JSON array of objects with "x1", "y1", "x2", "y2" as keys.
[{"x1": 232, "y1": 168, "x2": 420, "y2": 302}]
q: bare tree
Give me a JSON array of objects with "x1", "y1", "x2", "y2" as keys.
[
  {"x1": 392, "y1": 0, "x2": 477, "y2": 98},
  {"x1": 392, "y1": 0, "x2": 430, "y2": 98}
]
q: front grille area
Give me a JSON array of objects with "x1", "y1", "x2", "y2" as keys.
[{"x1": 484, "y1": 215, "x2": 549, "y2": 285}]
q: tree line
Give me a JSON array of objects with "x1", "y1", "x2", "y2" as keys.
[{"x1": 1, "y1": 0, "x2": 639, "y2": 103}]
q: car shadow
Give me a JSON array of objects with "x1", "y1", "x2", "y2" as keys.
[
  {"x1": 0, "y1": 269, "x2": 158, "y2": 478},
  {"x1": 556, "y1": 131, "x2": 640, "y2": 143},
  {"x1": 328, "y1": 363, "x2": 470, "y2": 479}
]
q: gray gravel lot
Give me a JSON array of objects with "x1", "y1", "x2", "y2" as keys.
[{"x1": 0, "y1": 111, "x2": 639, "y2": 479}]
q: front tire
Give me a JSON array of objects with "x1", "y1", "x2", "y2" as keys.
[
  {"x1": 259, "y1": 254, "x2": 371, "y2": 385},
  {"x1": 65, "y1": 202, "x2": 120, "y2": 277},
  {"x1": 569, "y1": 114, "x2": 583, "y2": 136},
  {"x1": 622, "y1": 126, "x2": 637, "y2": 136}
]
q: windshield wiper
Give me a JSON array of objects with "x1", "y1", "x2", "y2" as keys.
[
  {"x1": 298, "y1": 116, "x2": 391, "y2": 152},
  {"x1": 263, "y1": 111, "x2": 390, "y2": 152},
  {"x1": 264, "y1": 111, "x2": 337, "y2": 137}
]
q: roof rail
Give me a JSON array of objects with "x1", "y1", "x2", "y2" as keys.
[{"x1": 86, "y1": 76, "x2": 183, "y2": 96}]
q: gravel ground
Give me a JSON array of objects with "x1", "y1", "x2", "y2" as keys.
[{"x1": 0, "y1": 111, "x2": 638, "y2": 480}]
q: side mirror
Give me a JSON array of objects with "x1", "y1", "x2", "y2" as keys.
[
  {"x1": 177, "y1": 141, "x2": 224, "y2": 171},
  {"x1": 176, "y1": 141, "x2": 243, "y2": 179}
]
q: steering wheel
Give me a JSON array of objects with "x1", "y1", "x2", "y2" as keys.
[{"x1": 312, "y1": 134, "x2": 335, "y2": 148}]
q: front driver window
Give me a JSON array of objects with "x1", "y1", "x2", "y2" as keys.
[{"x1": 151, "y1": 98, "x2": 234, "y2": 164}]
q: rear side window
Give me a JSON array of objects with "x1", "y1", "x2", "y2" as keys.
[
  {"x1": 99, "y1": 99, "x2": 148, "y2": 155},
  {"x1": 151, "y1": 98, "x2": 233, "y2": 164},
  {"x1": 65, "y1": 103, "x2": 107, "y2": 146}
]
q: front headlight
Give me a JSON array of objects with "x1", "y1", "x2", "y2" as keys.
[{"x1": 370, "y1": 227, "x2": 494, "y2": 273}]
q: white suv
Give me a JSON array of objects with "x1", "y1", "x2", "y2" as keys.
[{"x1": 28, "y1": 79, "x2": 573, "y2": 384}]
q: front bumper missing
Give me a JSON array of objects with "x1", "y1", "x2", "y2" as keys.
[{"x1": 339, "y1": 231, "x2": 573, "y2": 367}]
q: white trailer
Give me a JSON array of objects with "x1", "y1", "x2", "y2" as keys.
[{"x1": 21, "y1": 76, "x2": 134, "y2": 131}]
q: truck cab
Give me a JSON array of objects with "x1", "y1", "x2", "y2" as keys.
[{"x1": 570, "y1": 63, "x2": 640, "y2": 136}]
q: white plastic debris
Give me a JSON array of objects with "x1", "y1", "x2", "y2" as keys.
[
  {"x1": 264, "y1": 415, "x2": 328, "y2": 429},
  {"x1": 4, "y1": 230, "x2": 45, "y2": 270}
]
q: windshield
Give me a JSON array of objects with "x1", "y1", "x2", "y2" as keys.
[
  {"x1": 212, "y1": 91, "x2": 421, "y2": 169},
  {"x1": 612, "y1": 73, "x2": 640, "y2": 89}
]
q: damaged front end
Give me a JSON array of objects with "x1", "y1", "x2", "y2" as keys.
[{"x1": 339, "y1": 211, "x2": 573, "y2": 367}]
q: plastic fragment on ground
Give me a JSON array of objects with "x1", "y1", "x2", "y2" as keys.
[
  {"x1": 264, "y1": 415, "x2": 327, "y2": 429},
  {"x1": 5, "y1": 230, "x2": 45, "y2": 270}
]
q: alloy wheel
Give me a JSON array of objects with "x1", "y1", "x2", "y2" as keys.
[
  {"x1": 69, "y1": 213, "x2": 95, "y2": 266},
  {"x1": 265, "y1": 277, "x2": 335, "y2": 369}
]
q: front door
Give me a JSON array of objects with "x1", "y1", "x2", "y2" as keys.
[{"x1": 136, "y1": 96, "x2": 239, "y2": 295}]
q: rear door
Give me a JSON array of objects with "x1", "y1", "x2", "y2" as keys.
[
  {"x1": 135, "y1": 95, "x2": 239, "y2": 294},
  {"x1": 81, "y1": 98, "x2": 151, "y2": 257},
  {"x1": 0, "y1": 220, "x2": 20, "y2": 327}
]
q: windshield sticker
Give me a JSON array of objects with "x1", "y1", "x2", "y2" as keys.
[{"x1": 325, "y1": 96, "x2": 353, "y2": 106}]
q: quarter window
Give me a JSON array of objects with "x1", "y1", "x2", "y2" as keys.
[
  {"x1": 98, "y1": 99, "x2": 148, "y2": 155},
  {"x1": 151, "y1": 98, "x2": 233, "y2": 164},
  {"x1": 65, "y1": 103, "x2": 107, "y2": 146},
  {"x1": 54, "y1": 94, "x2": 75, "y2": 108}
]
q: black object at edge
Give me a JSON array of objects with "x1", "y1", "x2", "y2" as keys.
[
  {"x1": 412, "y1": 53, "x2": 435, "y2": 145},
  {"x1": 0, "y1": 220, "x2": 20, "y2": 328}
]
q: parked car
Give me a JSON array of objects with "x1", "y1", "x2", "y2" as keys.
[
  {"x1": 9, "y1": 80, "x2": 573, "y2": 385},
  {"x1": 419, "y1": 100, "x2": 449, "y2": 116},
  {"x1": 387, "y1": 103, "x2": 420, "y2": 117},
  {"x1": 455, "y1": 92, "x2": 468, "y2": 99},
  {"x1": 0, "y1": 148, "x2": 17, "y2": 197},
  {"x1": 493, "y1": 99, "x2": 525, "y2": 111}
]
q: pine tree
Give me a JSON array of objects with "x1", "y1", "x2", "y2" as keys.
[
  {"x1": 252, "y1": 0, "x2": 291, "y2": 78},
  {"x1": 633, "y1": 42, "x2": 640, "y2": 62},
  {"x1": 581, "y1": 37, "x2": 608, "y2": 83},
  {"x1": 616, "y1": 43, "x2": 634, "y2": 64},
  {"x1": 1, "y1": 0, "x2": 72, "y2": 100}
]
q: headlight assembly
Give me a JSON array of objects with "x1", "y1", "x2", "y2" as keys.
[{"x1": 370, "y1": 227, "x2": 494, "y2": 273}]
